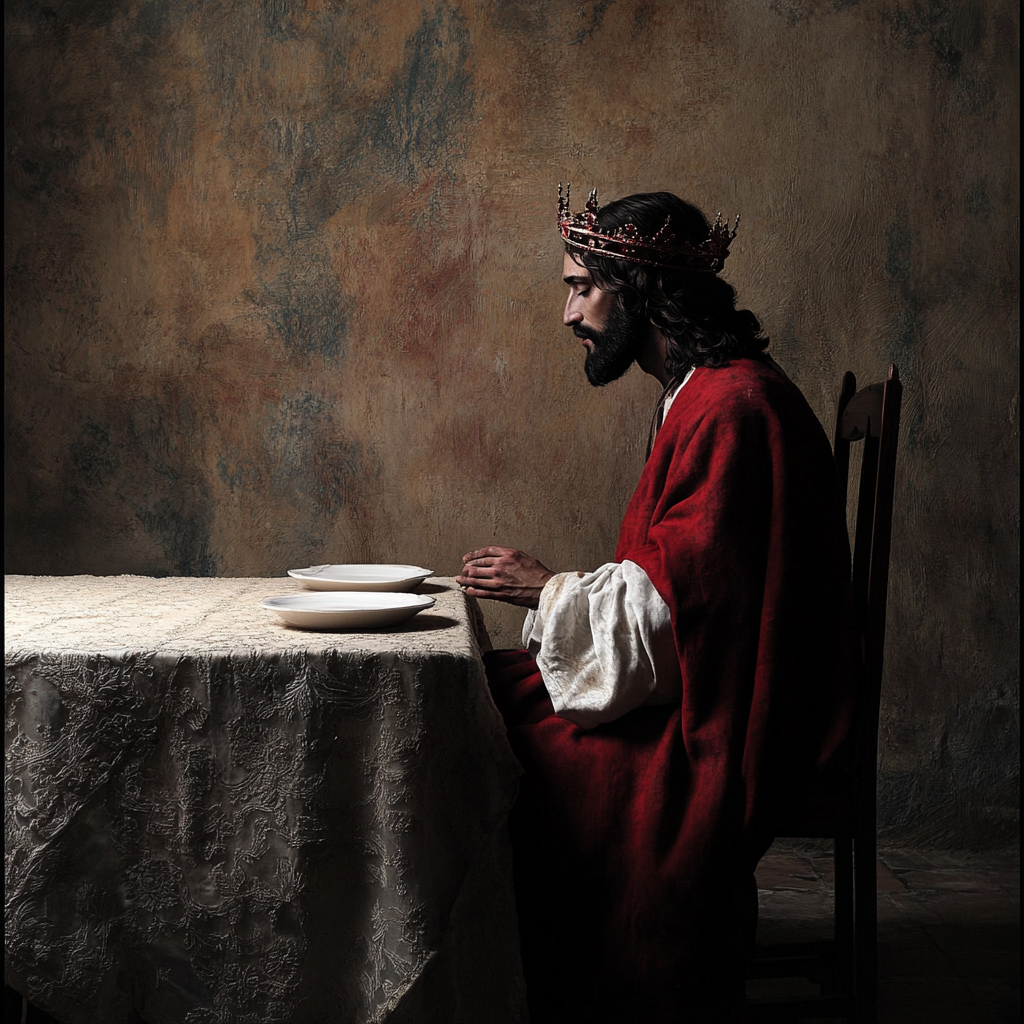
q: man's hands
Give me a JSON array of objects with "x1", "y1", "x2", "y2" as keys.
[{"x1": 456, "y1": 547, "x2": 555, "y2": 609}]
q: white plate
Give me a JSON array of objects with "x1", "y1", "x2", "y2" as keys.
[
  {"x1": 287, "y1": 564, "x2": 434, "y2": 592},
  {"x1": 262, "y1": 592, "x2": 436, "y2": 630}
]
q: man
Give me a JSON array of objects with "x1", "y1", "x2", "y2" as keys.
[{"x1": 455, "y1": 188, "x2": 854, "y2": 1023}]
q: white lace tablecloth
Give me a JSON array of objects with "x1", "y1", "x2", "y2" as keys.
[{"x1": 4, "y1": 575, "x2": 526, "y2": 1024}]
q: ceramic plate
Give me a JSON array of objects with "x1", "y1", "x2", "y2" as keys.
[
  {"x1": 287, "y1": 564, "x2": 434, "y2": 592},
  {"x1": 261, "y1": 592, "x2": 436, "y2": 630}
]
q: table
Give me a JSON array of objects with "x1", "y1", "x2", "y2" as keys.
[{"x1": 4, "y1": 576, "x2": 527, "y2": 1024}]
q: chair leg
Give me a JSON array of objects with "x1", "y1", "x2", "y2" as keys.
[
  {"x1": 834, "y1": 836, "x2": 854, "y2": 994},
  {"x1": 854, "y1": 832, "x2": 877, "y2": 1024}
]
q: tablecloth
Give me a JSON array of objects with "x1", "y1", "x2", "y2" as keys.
[{"x1": 4, "y1": 575, "x2": 526, "y2": 1024}]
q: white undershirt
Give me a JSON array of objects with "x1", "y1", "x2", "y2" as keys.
[
  {"x1": 522, "y1": 560, "x2": 681, "y2": 728},
  {"x1": 521, "y1": 373, "x2": 692, "y2": 728}
]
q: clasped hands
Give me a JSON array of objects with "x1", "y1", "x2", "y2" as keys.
[{"x1": 456, "y1": 546, "x2": 554, "y2": 609}]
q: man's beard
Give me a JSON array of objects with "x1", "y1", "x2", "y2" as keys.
[{"x1": 573, "y1": 300, "x2": 645, "y2": 387}]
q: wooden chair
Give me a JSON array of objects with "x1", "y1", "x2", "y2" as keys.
[{"x1": 746, "y1": 364, "x2": 903, "y2": 1024}]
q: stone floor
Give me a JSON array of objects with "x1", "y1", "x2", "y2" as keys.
[
  {"x1": 6, "y1": 845, "x2": 1019, "y2": 1023},
  {"x1": 751, "y1": 843, "x2": 1020, "y2": 1023}
]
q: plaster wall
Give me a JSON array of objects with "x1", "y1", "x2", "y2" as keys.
[{"x1": 5, "y1": 0, "x2": 1019, "y2": 846}]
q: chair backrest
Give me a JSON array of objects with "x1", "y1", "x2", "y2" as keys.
[{"x1": 832, "y1": 365, "x2": 903, "y2": 828}]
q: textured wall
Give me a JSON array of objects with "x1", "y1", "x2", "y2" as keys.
[{"x1": 4, "y1": 0, "x2": 1019, "y2": 847}]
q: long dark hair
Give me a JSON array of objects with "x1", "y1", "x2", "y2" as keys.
[{"x1": 568, "y1": 192, "x2": 769, "y2": 375}]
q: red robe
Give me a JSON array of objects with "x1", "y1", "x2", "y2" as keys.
[{"x1": 486, "y1": 358, "x2": 855, "y2": 1023}]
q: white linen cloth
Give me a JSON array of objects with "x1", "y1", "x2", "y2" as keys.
[
  {"x1": 4, "y1": 575, "x2": 526, "y2": 1024},
  {"x1": 522, "y1": 375, "x2": 692, "y2": 728},
  {"x1": 522, "y1": 560, "x2": 681, "y2": 728}
]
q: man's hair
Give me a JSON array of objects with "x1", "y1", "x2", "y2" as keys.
[{"x1": 567, "y1": 192, "x2": 769, "y2": 375}]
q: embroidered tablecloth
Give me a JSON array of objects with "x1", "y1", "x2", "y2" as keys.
[{"x1": 4, "y1": 575, "x2": 526, "y2": 1024}]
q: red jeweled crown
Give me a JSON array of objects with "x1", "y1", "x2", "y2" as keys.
[{"x1": 558, "y1": 183, "x2": 738, "y2": 273}]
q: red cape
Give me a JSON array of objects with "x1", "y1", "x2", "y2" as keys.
[{"x1": 487, "y1": 357, "x2": 855, "y2": 1023}]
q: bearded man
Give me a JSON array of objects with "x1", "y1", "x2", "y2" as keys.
[{"x1": 456, "y1": 189, "x2": 855, "y2": 1023}]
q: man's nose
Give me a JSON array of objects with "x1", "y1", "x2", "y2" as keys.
[{"x1": 564, "y1": 293, "x2": 583, "y2": 326}]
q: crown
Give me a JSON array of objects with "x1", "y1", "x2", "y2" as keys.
[{"x1": 557, "y1": 183, "x2": 738, "y2": 273}]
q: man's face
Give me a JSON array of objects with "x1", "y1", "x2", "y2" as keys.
[{"x1": 562, "y1": 252, "x2": 642, "y2": 387}]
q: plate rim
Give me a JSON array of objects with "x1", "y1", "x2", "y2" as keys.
[
  {"x1": 287, "y1": 563, "x2": 433, "y2": 582},
  {"x1": 262, "y1": 592, "x2": 436, "y2": 613}
]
